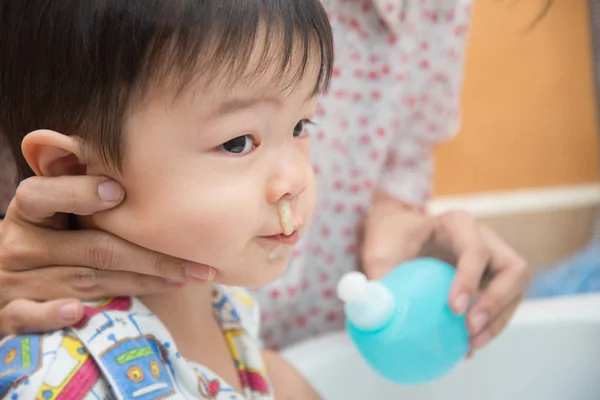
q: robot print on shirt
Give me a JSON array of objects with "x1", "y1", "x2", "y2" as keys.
[
  {"x1": 196, "y1": 371, "x2": 221, "y2": 399},
  {"x1": 37, "y1": 335, "x2": 102, "y2": 400},
  {"x1": 0, "y1": 335, "x2": 43, "y2": 398},
  {"x1": 100, "y1": 335, "x2": 175, "y2": 400}
]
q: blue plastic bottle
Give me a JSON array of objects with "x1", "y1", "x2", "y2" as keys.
[{"x1": 337, "y1": 257, "x2": 469, "y2": 385}]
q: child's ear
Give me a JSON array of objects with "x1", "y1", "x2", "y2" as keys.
[{"x1": 21, "y1": 129, "x2": 87, "y2": 177}]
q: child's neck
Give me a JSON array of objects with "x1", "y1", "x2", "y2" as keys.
[
  {"x1": 76, "y1": 216, "x2": 218, "y2": 345},
  {"x1": 75, "y1": 216, "x2": 242, "y2": 389},
  {"x1": 139, "y1": 284, "x2": 218, "y2": 353},
  {"x1": 138, "y1": 284, "x2": 243, "y2": 392}
]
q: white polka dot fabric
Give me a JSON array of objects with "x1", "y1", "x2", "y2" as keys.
[{"x1": 255, "y1": 0, "x2": 473, "y2": 349}]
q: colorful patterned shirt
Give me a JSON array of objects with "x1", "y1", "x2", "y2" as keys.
[{"x1": 0, "y1": 286, "x2": 271, "y2": 399}]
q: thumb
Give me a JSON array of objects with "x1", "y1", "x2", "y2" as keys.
[
  {"x1": 0, "y1": 299, "x2": 84, "y2": 336},
  {"x1": 9, "y1": 175, "x2": 125, "y2": 228},
  {"x1": 361, "y1": 207, "x2": 433, "y2": 280}
]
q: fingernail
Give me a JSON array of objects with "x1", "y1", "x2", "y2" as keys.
[
  {"x1": 184, "y1": 262, "x2": 215, "y2": 281},
  {"x1": 473, "y1": 330, "x2": 493, "y2": 349},
  {"x1": 98, "y1": 180, "x2": 124, "y2": 202},
  {"x1": 58, "y1": 303, "x2": 81, "y2": 321},
  {"x1": 452, "y1": 293, "x2": 470, "y2": 315},
  {"x1": 470, "y1": 312, "x2": 488, "y2": 334}
]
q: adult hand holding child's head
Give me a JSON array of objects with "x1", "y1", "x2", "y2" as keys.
[{"x1": 0, "y1": 174, "x2": 215, "y2": 335}]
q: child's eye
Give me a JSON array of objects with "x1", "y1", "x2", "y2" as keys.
[
  {"x1": 293, "y1": 119, "x2": 314, "y2": 137},
  {"x1": 220, "y1": 135, "x2": 255, "y2": 154}
]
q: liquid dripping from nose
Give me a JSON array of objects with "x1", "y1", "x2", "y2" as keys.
[{"x1": 278, "y1": 199, "x2": 294, "y2": 235}]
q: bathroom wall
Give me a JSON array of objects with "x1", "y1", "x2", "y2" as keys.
[
  {"x1": 431, "y1": 0, "x2": 599, "y2": 268},
  {"x1": 434, "y1": 0, "x2": 599, "y2": 196}
]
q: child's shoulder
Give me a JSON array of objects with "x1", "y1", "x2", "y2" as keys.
[
  {"x1": 0, "y1": 293, "x2": 266, "y2": 399},
  {"x1": 0, "y1": 330, "x2": 112, "y2": 399},
  {"x1": 0, "y1": 296, "x2": 171, "y2": 399}
]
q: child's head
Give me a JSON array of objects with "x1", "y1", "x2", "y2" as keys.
[{"x1": 0, "y1": 0, "x2": 333, "y2": 287}]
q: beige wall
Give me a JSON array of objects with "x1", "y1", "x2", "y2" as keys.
[{"x1": 434, "y1": 0, "x2": 599, "y2": 196}]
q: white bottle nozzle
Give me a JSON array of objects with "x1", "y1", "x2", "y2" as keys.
[
  {"x1": 337, "y1": 272, "x2": 396, "y2": 332},
  {"x1": 337, "y1": 272, "x2": 368, "y2": 303}
]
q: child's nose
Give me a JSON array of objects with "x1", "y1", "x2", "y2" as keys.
[{"x1": 266, "y1": 157, "x2": 308, "y2": 205}]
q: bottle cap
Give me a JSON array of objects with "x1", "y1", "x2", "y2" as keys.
[{"x1": 337, "y1": 272, "x2": 396, "y2": 331}]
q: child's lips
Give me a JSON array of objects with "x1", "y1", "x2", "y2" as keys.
[{"x1": 260, "y1": 231, "x2": 300, "y2": 246}]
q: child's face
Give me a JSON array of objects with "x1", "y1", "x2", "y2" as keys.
[{"x1": 87, "y1": 54, "x2": 319, "y2": 287}]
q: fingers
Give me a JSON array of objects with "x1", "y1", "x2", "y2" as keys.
[
  {"x1": 7, "y1": 228, "x2": 215, "y2": 283},
  {"x1": 431, "y1": 211, "x2": 529, "y2": 352},
  {"x1": 467, "y1": 260, "x2": 527, "y2": 331},
  {"x1": 467, "y1": 229, "x2": 530, "y2": 339},
  {"x1": 8, "y1": 175, "x2": 124, "y2": 225},
  {"x1": 0, "y1": 175, "x2": 214, "y2": 309},
  {"x1": 466, "y1": 270, "x2": 517, "y2": 336},
  {"x1": 361, "y1": 191, "x2": 434, "y2": 279},
  {"x1": 470, "y1": 296, "x2": 522, "y2": 350},
  {"x1": 0, "y1": 299, "x2": 83, "y2": 335},
  {"x1": 0, "y1": 267, "x2": 196, "y2": 337},
  {"x1": 46, "y1": 267, "x2": 186, "y2": 299},
  {"x1": 3, "y1": 266, "x2": 184, "y2": 304},
  {"x1": 435, "y1": 211, "x2": 491, "y2": 315},
  {"x1": 361, "y1": 205, "x2": 433, "y2": 280}
]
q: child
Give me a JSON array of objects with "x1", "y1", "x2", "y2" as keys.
[
  {"x1": 0, "y1": 0, "x2": 332, "y2": 398},
  {"x1": 0, "y1": 0, "x2": 531, "y2": 356}
]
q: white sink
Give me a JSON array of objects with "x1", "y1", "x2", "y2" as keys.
[{"x1": 282, "y1": 294, "x2": 600, "y2": 400}]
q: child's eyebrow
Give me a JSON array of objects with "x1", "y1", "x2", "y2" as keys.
[
  {"x1": 215, "y1": 95, "x2": 283, "y2": 116},
  {"x1": 213, "y1": 90, "x2": 318, "y2": 117}
]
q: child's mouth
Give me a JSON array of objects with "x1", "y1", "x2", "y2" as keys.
[{"x1": 264, "y1": 231, "x2": 299, "y2": 245}]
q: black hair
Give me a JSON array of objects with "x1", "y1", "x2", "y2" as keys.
[{"x1": 0, "y1": 0, "x2": 334, "y2": 181}]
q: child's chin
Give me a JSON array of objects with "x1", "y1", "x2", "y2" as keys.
[
  {"x1": 220, "y1": 255, "x2": 291, "y2": 289},
  {"x1": 249, "y1": 255, "x2": 293, "y2": 288}
]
